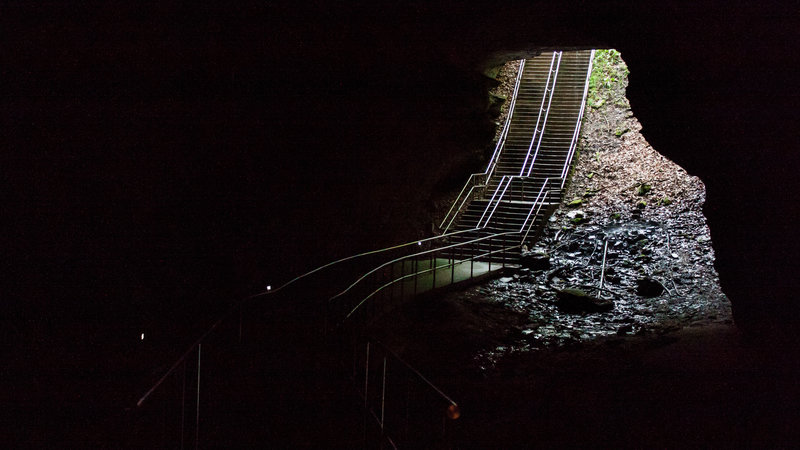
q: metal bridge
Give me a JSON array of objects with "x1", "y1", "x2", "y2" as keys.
[{"x1": 133, "y1": 50, "x2": 595, "y2": 448}]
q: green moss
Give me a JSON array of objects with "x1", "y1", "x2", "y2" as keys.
[
  {"x1": 587, "y1": 49, "x2": 630, "y2": 111},
  {"x1": 659, "y1": 197, "x2": 672, "y2": 206},
  {"x1": 636, "y1": 200, "x2": 647, "y2": 209},
  {"x1": 636, "y1": 184, "x2": 651, "y2": 196},
  {"x1": 567, "y1": 198, "x2": 583, "y2": 207}
]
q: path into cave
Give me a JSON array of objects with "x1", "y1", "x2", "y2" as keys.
[{"x1": 365, "y1": 50, "x2": 756, "y2": 447}]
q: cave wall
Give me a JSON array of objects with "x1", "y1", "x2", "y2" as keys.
[
  {"x1": 6, "y1": 1, "x2": 799, "y2": 341},
  {"x1": 487, "y1": 2, "x2": 800, "y2": 339}
]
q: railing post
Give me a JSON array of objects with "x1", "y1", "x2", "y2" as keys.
[
  {"x1": 195, "y1": 344, "x2": 201, "y2": 450},
  {"x1": 180, "y1": 363, "x2": 186, "y2": 450},
  {"x1": 488, "y1": 235, "x2": 492, "y2": 272},
  {"x1": 381, "y1": 357, "x2": 387, "y2": 434},
  {"x1": 502, "y1": 234, "x2": 506, "y2": 268},
  {"x1": 470, "y1": 241, "x2": 474, "y2": 279},
  {"x1": 431, "y1": 253, "x2": 436, "y2": 290},
  {"x1": 451, "y1": 249, "x2": 455, "y2": 285},
  {"x1": 400, "y1": 260, "x2": 405, "y2": 300},
  {"x1": 413, "y1": 258, "x2": 418, "y2": 296},
  {"x1": 363, "y1": 342, "x2": 370, "y2": 446}
]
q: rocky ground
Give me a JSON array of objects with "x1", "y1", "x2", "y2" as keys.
[{"x1": 371, "y1": 50, "x2": 731, "y2": 385}]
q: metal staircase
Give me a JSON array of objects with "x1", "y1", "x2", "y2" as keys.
[
  {"x1": 440, "y1": 50, "x2": 594, "y2": 261},
  {"x1": 135, "y1": 50, "x2": 596, "y2": 449}
]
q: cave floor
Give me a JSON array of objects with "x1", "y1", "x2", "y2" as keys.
[
  {"x1": 358, "y1": 52, "x2": 795, "y2": 446},
  {"x1": 369, "y1": 310, "x2": 799, "y2": 447}
]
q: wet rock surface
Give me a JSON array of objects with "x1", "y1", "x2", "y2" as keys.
[
  {"x1": 367, "y1": 51, "x2": 740, "y2": 447},
  {"x1": 371, "y1": 50, "x2": 731, "y2": 375}
]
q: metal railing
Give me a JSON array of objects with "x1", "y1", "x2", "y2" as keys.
[
  {"x1": 134, "y1": 49, "x2": 596, "y2": 449},
  {"x1": 521, "y1": 51, "x2": 562, "y2": 177},
  {"x1": 477, "y1": 175, "x2": 554, "y2": 228},
  {"x1": 439, "y1": 59, "x2": 526, "y2": 234},
  {"x1": 350, "y1": 339, "x2": 460, "y2": 449},
  {"x1": 327, "y1": 181, "x2": 556, "y2": 330},
  {"x1": 560, "y1": 49, "x2": 597, "y2": 189}
]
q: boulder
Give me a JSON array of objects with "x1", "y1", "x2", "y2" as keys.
[
  {"x1": 556, "y1": 288, "x2": 614, "y2": 313},
  {"x1": 521, "y1": 248, "x2": 551, "y2": 270}
]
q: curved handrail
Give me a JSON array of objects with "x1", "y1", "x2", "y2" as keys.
[
  {"x1": 334, "y1": 178, "x2": 557, "y2": 321},
  {"x1": 343, "y1": 231, "x2": 523, "y2": 320},
  {"x1": 330, "y1": 228, "x2": 516, "y2": 303},
  {"x1": 139, "y1": 50, "x2": 595, "y2": 412},
  {"x1": 137, "y1": 226, "x2": 485, "y2": 408}
]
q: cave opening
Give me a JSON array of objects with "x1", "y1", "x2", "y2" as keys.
[{"x1": 371, "y1": 49, "x2": 730, "y2": 358}]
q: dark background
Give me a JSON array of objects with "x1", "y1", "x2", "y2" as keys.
[{"x1": 3, "y1": 0, "x2": 799, "y2": 445}]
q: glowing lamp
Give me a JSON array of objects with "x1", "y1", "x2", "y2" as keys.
[{"x1": 447, "y1": 404, "x2": 460, "y2": 420}]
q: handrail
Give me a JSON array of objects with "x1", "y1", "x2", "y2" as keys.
[
  {"x1": 336, "y1": 176, "x2": 557, "y2": 322},
  {"x1": 356, "y1": 339, "x2": 460, "y2": 448},
  {"x1": 521, "y1": 189, "x2": 553, "y2": 244},
  {"x1": 369, "y1": 340, "x2": 458, "y2": 407},
  {"x1": 330, "y1": 228, "x2": 517, "y2": 303},
  {"x1": 439, "y1": 173, "x2": 480, "y2": 232},
  {"x1": 476, "y1": 175, "x2": 509, "y2": 227},
  {"x1": 519, "y1": 178, "x2": 553, "y2": 233},
  {"x1": 485, "y1": 58, "x2": 526, "y2": 182},
  {"x1": 525, "y1": 52, "x2": 562, "y2": 177},
  {"x1": 560, "y1": 49, "x2": 596, "y2": 189},
  {"x1": 440, "y1": 174, "x2": 484, "y2": 234},
  {"x1": 438, "y1": 59, "x2": 526, "y2": 232},
  {"x1": 521, "y1": 51, "x2": 562, "y2": 177},
  {"x1": 479, "y1": 177, "x2": 514, "y2": 228},
  {"x1": 137, "y1": 226, "x2": 483, "y2": 408},
  {"x1": 477, "y1": 174, "x2": 551, "y2": 229},
  {"x1": 344, "y1": 231, "x2": 523, "y2": 320}
]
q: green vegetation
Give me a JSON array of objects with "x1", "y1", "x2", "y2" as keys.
[
  {"x1": 587, "y1": 49, "x2": 630, "y2": 109},
  {"x1": 571, "y1": 216, "x2": 588, "y2": 225},
  {"x1": 636, "y1": 183, "x2": 651, "y2": 196}
]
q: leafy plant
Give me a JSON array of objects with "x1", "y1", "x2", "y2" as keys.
[{"x1": 587, "y1": 49, "x2": 629, "y2": 109}]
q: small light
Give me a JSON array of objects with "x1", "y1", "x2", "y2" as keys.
[
  {"x1": 418, "y1": 241, "x2": 422, "y2": 246},
  {"x1": 447, "y1": 404, "x2": 461, "y2": 420},
  {"x1": 266, "y1": 285, "x2": 272, "y2": 291},
  {"x1": 141, "y1": 333, "x2": 145, "y2": 341}
]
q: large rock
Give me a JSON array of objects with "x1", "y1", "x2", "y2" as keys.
[
  {"x1": 521, "y1": 248, "x2": 551, "y2": 270},
  {"x1": 556, "y1": 288, "x2": 614, "y2": 313}
]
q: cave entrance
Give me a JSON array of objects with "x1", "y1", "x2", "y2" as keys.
[
  {"x1": 478, "y1": 49, "x2": 731, "y2": 348},
  {"x1": 371, "y1": 49, "x2": 731, "y2": 360}
]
